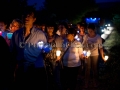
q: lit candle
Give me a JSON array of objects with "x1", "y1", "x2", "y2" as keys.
[
  {"x1": 105, "y1": 55, "x2": 109, "y2": 61},
  {"x1": 86, "y1": 50, "x2": 91, "y2": 57},
  {"x1": 56, "y1": 50, "x2": 61, "y2": 56}
]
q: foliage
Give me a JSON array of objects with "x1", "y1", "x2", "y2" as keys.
[
  {"x1": 101, "y1": 44, "x2": 120, "y2": 89},
  {"x1": 99, "y1": 29, "x2": 120, "y2": 89},
  {"x1": 41, "y1": 0, "x2": 97, "y2": 24},
  {"x1": 112, "y1": 14, "x2": 120, "y2": 32},
  {"x1": 71, "y1": 7, "x2": 98, "y2": 24}
]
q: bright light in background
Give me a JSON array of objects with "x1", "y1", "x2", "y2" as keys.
[
  {"x1": 105, "y1": 24, "x2": 111, "y2": 27},
  {"x1": 101, "y1": 29, "x2": 104, "y2": 32},
  {"x1": 101, "y1": 34, "x2": 108, "y2": 39},
  {"x1": 104, "y1": 29, "x2": 112, "y2": 34},
  {"x1": 101, "y1": 28, "x2": 107, "y2": 32},
  {"x1": 86, "y1": 17, "x2": 100, "y2": 23},
  {"x1": 107, "y1": 27, "x2": 114, "y2": 31},
  {"x1": 105, "y1": 24, "x2": 107, "y2": 26},
  {"x1": 108, "y1": 24, "x2": 110, "y2": 27},
  {"x1": 101, "y1": 23, "x2": 114, "y2": 39}
]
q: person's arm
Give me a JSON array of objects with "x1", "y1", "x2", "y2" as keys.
[
  {"x1": 98, "y1": 37, "x2": 105, "y2": 61},
  {"x1": 99, "y1": 48, "x2": 105, "y2": 61}
]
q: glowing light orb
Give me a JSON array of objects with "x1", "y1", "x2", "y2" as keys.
[{"x1": 56, "y1": 50, "x2": 61, "y2": 56}]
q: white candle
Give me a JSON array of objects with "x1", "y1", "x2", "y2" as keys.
[
  {"x1": 105, "y1": 55, "x2": 109, "y2": 61},
  {"x1": 56, "y1": 50, "x2": 61, "y2": 56},
  {"x1": 86, "y1": 50, "x2": 91, "y2": 57}
]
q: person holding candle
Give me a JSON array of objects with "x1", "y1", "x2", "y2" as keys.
[
  {"x1": 10, "y1": 6, "x2": 48, "y2": 90},
  {"x1": 44, "y1": 22, "x2": 61, "y2": 90},
  {"x1": 54, "y1": 21, "x2": 69, "y2": 90},
  {"x1": 82, "y1": 23, "x2": 105, "y2": 88},
  {"x1": 60, "y1": 27, "x2": 84, "y2": 90},
  {"x1": 75, "y1": 22, "x2": 87, "y2": 82}
]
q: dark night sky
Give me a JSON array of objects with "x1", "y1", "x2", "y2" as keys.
[
  {"x1": 27, "y1": 0, "x2": 45, "y2": 10},
  {"x1": 28, "y1": 0, "x2": 120, "y2": 10},
  {"x1": 96, "y1": 0, "x2": 120, "y2": 3}
]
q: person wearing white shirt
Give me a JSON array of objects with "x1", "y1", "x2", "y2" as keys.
[
  {"x1": 61, "y1": 28, "x2": 84, "y2": 90},
  {"x1": 82, "y1": 23, "x2": 105, "y2": 88}
]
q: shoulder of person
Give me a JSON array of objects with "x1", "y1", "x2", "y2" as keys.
[
  {"x1": 33, "y1": 27, "x2": 47, "y2": 35},
  {"x1": 34, "y1": 27, "x2": 43, "y2": 32},
  {"x1": 55, "y1": 34, "x2": 60, "y2": 38},
  {"x1": 13, "y1": 27, "x2": 24, "y2": 35}
]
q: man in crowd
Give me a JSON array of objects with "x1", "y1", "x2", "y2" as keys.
[{"x1": 10, "y1": 6, "x2": 48, "y2": 90}]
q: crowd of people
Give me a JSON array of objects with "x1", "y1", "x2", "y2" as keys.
[{"x1": 0, "y1": 7, "x2": 106, "y2": 90}]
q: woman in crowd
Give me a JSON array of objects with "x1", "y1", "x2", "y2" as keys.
[
  {"x1": 61, "y1": 27, "x2": 84, "y2": 90},
  {"x1": 82, "y1": 23, "x2": 105, "y2": 88},
  {"x1": 5, "y1": 18, "x2": 23, "y2": 46},
  {"x1": 44, "y1": 22, "x2": 60, "y2": 90}
]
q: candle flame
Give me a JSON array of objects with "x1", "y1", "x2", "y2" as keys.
[
  {"x1": 86, "y1": 50, "x2": 91, "y2": 57},
  {"x1": 56, "y1": 50, "x2": 61, "y2": 56},
  {"x1": 105, "y1": 55, "x2": 109, "y2": 61}
]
